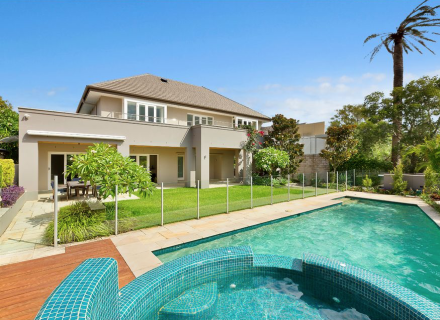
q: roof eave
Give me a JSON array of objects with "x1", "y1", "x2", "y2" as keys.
[
  {"x1": 76, "y1": 86, "x2": 91, "y2": 114},
  {"x1": 83, "y1": 86, "x2": 271, "y2": 121}
]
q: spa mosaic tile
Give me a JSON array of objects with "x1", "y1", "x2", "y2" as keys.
[
  {"x1": 159, "y1": 282, "x2": 218, "y2": 320},
  {"x1": 34, "y1": 258, "x2": 119, "y2": 320},
  {"x1": 303, "y1": 253, "x2": 440, "y2": 320},
  {"x1": 35, "y1": 246, "x2": 440, "y2": 320}
]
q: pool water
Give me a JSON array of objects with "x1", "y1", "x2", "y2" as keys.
[
  {"x1": 212, "y1": 273, "x2": 374, "y2": 320},
  {"x1": 156, "y1": 198, "x2": 440, "y2": 304}
]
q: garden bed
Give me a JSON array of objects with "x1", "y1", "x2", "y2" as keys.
[{"x1": 0, "y1": 191, "x2": 28, "y2": 236}]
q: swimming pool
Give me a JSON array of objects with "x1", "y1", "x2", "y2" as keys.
[{"x1": 155, "y1": 198, "x2": 440, "y2": 304}]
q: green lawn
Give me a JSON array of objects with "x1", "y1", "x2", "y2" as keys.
[{"x1": 104, "y1": 185, "x2": 333, "y2": 231}]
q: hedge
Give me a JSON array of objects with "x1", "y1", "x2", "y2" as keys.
[{"x1": 0, "y1": 159, "x2": 15, "y2": 188}]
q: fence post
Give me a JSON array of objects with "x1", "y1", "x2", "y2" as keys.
[
  {"x1": 226, "y1": 178, "x2": 229, "y2": 213},
  {"x1": 115, "y1": 185, "x2": 118, "y2": 235},
  {"x1": 197, "y1": 180, "x2": 200, "y2": 220},
  {"x1": 315, "y1": 172, "x2": 318, "y2": 196},
  {"x1": 288, "y1": 174, "x2": 291, "y2": 201},
  {"x1": 345, "y1": 170, "x2": 348, "y2": 191},
  {"x1": 161, "y1": 182, "x2": 164, "y2": 226},
  {"x1": 54, "y1": 175, "x2": 58, "y2": 247},
  {"x1": 337, "y1": 171, "x2": 339, "y2": 192},
  {"x1": 270, "y1": 175, "x2": 273, "y2": 205},
  {"x1": 250, "y1": 176, "x2": 253, "y2": 209},
  {"x1": 326, "y1": 171, "x2": 329, "y2": 194},
  {"x1": 353, "y1": 169, "x2": 356, "y2": 187},
  {"x1": 302, "y1": 173, "x2": 305, "y2": 199}
]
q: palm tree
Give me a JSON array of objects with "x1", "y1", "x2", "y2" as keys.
[{"x1": 364, "y1": 0, "x2": 440, "y2": 166}]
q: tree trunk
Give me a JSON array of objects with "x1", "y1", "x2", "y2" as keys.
[{"x1": 392, "y1": 38, "x2": 404, "y2": 166}]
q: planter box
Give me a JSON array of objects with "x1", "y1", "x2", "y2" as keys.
[{"x1": 0, "y1": 192, "x2": 28, "y2": 237}]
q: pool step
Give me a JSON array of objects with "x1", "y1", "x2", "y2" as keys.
[
  {"x1": 253, "y1": 254, "x2": 303, "y2": 272},
  {"x1": 159, "y1": 282, "x2": 218, "y2": 320}
]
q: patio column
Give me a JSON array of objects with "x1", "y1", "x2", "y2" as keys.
[
  {"x1": 19, "y1": 139, "x2": 39, "y2": 199},
  {"x1": 117, "y1": 143, "x2": 129, "y2": 157},
  {"x1": 243, "y1": 150, "x2": 252, "y2": 180},
  {"x1": 185, "y1": 147, "x2": 196, "y2": 188},
  {"x1": 235, "y1": 149, "x2": 244, "y2": 179},
  {"x1": 196, "y1": 145, "x2": 210, "y2": 189}
]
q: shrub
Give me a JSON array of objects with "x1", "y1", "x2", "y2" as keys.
[
  {"x1": 362, "y1": 175, "x2": 373, "y2": 188},
  {"x1": 254, "y1": 147, "x2": 289, "y2": 175},
  {"x1": 44, "y1": 201, "x2": 110, "y2": 244},
  {"x1": 252, "y1": 175, "x2": 286, "y2": 186},
  {"x1": 392, "y1": 163, "x2": 407, "y2": 195},
  {"x1": 424, "y1": 166, "x2": 438, "y2": 194},
  {"x1": 0, "y1": 159, "x2": 14, "y2": 188},
  {"x1": 1, "y1": 185, "x2": 24, "y2": 207}
]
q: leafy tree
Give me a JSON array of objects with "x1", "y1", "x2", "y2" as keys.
[
  {"x1": 408, "y1": 135, "x2": 440, "y2": 172},
  {"x1": 392, "y1": 162, "x2": 408, "y2": 194},
  {"x1": 66, "y1": 143, "x2": 155, "y2": 199},
  {"x1": 264, "y1": 114, "x2": 304, "y2": 174},
  {"x1": 0, "y1": 97, "x2": 19, "y2": 163},
  {"x1": 364, "y1": 0, "x2": 440, "y2": 165},
  {"x1": 363, "y1": 76, "x2": 440, "y2": 171},
  {"x1": 254, "y1": 147, "x2": 289, "y2": 176},
  {"x1": 320, "y1": 125, "x2": 358, "y2": 176},
  {"x1": 330, "y1": 104, "x2": 365, "y2": 127}
]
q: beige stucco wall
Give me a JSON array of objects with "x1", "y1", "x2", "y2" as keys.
[
  {"x1": 38, "y1": 143, "x2": 92, "y2": 190},
  {"x1": 298, "y1": 122, "x2": 325, "y2": 137},
  {"x1": 209, "y1": 149, "x2": 235, "y2": 180},
  {"x1": 167, "y1": 106, "x2": 233, "y2": 127},
  {"x1": 130, "y1": 146, "x2": 186, "y2": 184},
  {"x1": 19, "y1": 108, "x2": 252, "y2": 195},
  {"x1": 96, "y1": 96, "x2": 123, "y2": 117}
]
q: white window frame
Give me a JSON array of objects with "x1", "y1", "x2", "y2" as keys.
[
  {"x1": 235, "y1": 117, "x2": 258, "y2": 129},
  {"x1": 48, "y1": 152, "x2": 82, "y2": 189},
  {"x1": 124, "y1": 98, "x2": 167, "y2": 123},
  {"x1": 187, "y1": 113, "x2": 214, "y2": 126},
  {"x1": 129, "y1": 154, "x2": 160, "y2": 181}
]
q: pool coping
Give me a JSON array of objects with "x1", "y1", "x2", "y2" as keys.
[{"x1": 108, "y1": 191, "x2": 440, "y2": 277}]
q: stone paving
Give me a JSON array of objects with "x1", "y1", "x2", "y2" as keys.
[{"x1": 0, "y1": 192, "x2": 139, "y2": 266}]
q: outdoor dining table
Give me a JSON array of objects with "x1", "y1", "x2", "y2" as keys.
[{"x1": 67, "y1": 181, "x2": 91, "y2": 198}]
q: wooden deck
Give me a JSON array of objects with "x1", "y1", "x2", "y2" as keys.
[{"x1": 0, "y1": 239, "x2": 135, "y2": 320}]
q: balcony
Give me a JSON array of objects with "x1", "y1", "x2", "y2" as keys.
[{"x1": 105, "y1": 112, "x2": 244, "y2": 129}]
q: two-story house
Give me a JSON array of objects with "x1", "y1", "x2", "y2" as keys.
[{"x1": 18, "y1": 74, "x2": 270, "y2": 198}]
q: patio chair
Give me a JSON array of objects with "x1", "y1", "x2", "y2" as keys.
[{"x1": 51, "y1": 181, "x2": 68, "y2": 200}]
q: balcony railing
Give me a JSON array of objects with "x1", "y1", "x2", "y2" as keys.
[{"x1": 105, "y1": 112, "x2": 244, "y2": 129}]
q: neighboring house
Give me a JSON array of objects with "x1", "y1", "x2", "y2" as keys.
[
  {"x1": 297, "y1": 122, "x2": 329, "y2": 174},
  {"x1": 262, "y1": 121, "x2": 329, "y2": 174},
  {"x1": 19, "y1": 74, "x2": 270, "y2": 198}
]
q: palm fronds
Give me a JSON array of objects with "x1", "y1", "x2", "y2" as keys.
[{"x1": 365, "y1": 0, "x2": 440, "y2": 61}]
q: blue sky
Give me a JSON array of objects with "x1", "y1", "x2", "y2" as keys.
[{"x1": 1, "y1": 0, "x2": 440, "y2": 124}]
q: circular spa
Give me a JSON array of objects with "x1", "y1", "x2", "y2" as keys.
[{"x1": 35, "y1": 246, "x2": 440, "y2": 320}]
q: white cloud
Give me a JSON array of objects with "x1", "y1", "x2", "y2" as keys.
[
  {"x1": 361, "y1": 72, "x2": 386, "y2": 82},
  {"x1": 46, "y1": 87, "x2": 67, "y2": 97},
  {"x1": 339, "y1": 75, "x2": 354, "y2": 83}
]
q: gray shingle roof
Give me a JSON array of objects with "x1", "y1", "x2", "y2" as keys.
[{"x1": 85, "y1": 73, "x2": 270, "y2": 119}]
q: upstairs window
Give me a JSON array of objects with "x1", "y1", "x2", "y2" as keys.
[
  {"x1": 187, "y1": 114, "x2": 214, "y2": 126},
  {"x1": 125, "y1": 100, "x2": 166, "y2": 123},
  {"x1": 236, "y1": 118, "x2": 257, "y2": 129}
]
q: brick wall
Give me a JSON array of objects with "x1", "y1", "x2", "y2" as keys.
[{"x1": 298, "y1": 154, "x2": 329, "y2": 173}]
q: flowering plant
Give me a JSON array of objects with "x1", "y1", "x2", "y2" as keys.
[
  {"x1": 1, "y1": 185, "x2": 25, "y2": 207},
  {"x1": 242, "y1": 125, "x2": 264, "y2": 153}
]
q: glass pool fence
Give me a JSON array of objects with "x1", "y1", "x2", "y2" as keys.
[{"x1": 51, "y1": 169, "x2": 384, "y2": 245}]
